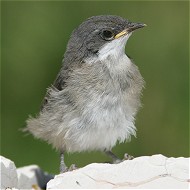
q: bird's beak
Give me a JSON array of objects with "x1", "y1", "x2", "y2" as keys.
[{"x1": 115, "y1": 23, "x2": 147, "y2": 39}]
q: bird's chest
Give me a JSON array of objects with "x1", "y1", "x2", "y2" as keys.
[
  {"x1": 71, "y1": 54, "x2": 142, "y2": 128},
  {"x1": 83, "y1": 85, "x2": 135, "y2": 128},
  {"x1": 81, "y1": 61, "x2": 138, "y2": 128},
  {"x1": 64, "y1": 56, "x2": 142, "y2": 151}
]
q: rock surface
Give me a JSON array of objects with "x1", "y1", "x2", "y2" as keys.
[
  {"x1": 47, "y1": 154, "x2": 189, "y2": 189},
  {"x1": 0, "y1": 156, "x2": 18, "y2": 189},
  {"x1": 17, "y1": 165, "x2": 53, "y2": 189},
  {"x1": 0, "y1": 156, "x2": 53, "y2": 189},
  {"x1": 0, "y1": 154, "x2": 189, "y2": 189}
]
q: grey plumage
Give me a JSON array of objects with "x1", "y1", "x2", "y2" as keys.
[{"x1": 26, "y1": 15, "x2": 145, "y2": 168}]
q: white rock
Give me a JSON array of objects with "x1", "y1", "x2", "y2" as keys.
[
  {"x1": 0, "y1": 156, "x2": 18, "y2": 189},
  {"x1": 47, "y1": 154, "x2": 189, "y2": 189},
  {"x1": 17, "y1": 165, "x2": 41, "y2": 189},
  {"x1": 0, "y1": 156, "x2": 53, "y2": 189},
  {"x1": 17, "y1": 165, "x2": 54, "y2": 189}
]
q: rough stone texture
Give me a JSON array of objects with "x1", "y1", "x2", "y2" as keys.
[
  {"x1": 0, "y1": 156, "x2": 18, "y2": 189},
  {"x1": 47, "y1": 154, "x2": 189, "y2": 189},
  {"x1": 17, "y1": 165, "x2": 40, "y2": 189},
  {"x1": 0, "y1": 156, "x2": 53, "y2": 189},
  {"x1": 0, "y1": 154, "x2": 189, "y2": 189},
  {"x1": 17, "y1": 165, "x2": 53, "y2": 189}
]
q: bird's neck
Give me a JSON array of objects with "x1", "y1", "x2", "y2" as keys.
[{"x1": 86, "y1": 38, "x2": 132, "y2": 75}]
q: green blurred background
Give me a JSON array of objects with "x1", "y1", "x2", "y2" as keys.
[{"x1": 1, "y1": 1, "x2": 189, "y2": 174}]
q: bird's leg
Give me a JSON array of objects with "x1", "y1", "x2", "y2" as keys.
[
  {"x1": 60, "y1": 151, "x2": 68, "y2": 173},
  {"x1": 104, "y1": 150, "x2": 122, "y2": 164},
  {"x1": 60, "y1": 151, "x2": 78, "y2": 173},
  {"x1": 68, "y1": 164, "x2": 78, "y2": 171}
]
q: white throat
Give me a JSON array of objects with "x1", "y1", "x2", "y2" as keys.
[
  {"x1": 96, "y1": 33, "x2": 133, "y2": 74},
  {"x1": 84, "y1": 33, "x2": 133, "y2": 76},
  {"x1": 98, "y1": 33, "x2": 132, "y2": 62}
]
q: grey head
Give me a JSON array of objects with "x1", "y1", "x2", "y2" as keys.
[{"x1": 64, "y1": 15, "x2": 146, "y2": 64}]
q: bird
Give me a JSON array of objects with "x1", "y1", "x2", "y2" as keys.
[{"x1": 26, "y1": 15, "x2": 146, "y2": 173}]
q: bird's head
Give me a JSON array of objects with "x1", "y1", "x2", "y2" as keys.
[{"x1": 64, "y1": 15, "x2": 146, "y2": 62}]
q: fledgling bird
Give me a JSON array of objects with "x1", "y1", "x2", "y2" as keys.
[{"x1": 26, "y1": 15, "x2": 146, "y2": 173}]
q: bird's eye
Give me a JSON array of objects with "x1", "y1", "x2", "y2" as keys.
[{"x1": 101, "y1": 30, "x2": 114, "y2": 41}]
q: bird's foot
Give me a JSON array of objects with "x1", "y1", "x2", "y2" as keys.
[
  {"x1": 60, "y1": 164, "x2": 78, "y2": 173},
  {"x1": 68, "y1": 164, "x2": 78, "y2": 171},
  {"x1": 113, "y1": 154, "x2": 134, "y2": 164},
  {"x1": 123, "y1": 153, "x2": 134, "y2": 161},
  {"x1": 112, "y1": 159, "x2": 122, "y2": 164},
  {"x1": 104, "y1": 150, "x2": 134, "y2": 164},
  {"x1": 60, "y1": 163, "x2": 69, "y2": 174}
]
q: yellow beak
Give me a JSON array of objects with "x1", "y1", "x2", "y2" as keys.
[
  {"x1": 114, "y1": 30, "x2": 128, "y2": 39},
  {"x1": 114, "y1": 23, "x2": 147, "y2": 39}
]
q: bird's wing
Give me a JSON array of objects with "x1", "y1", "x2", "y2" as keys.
[
  {"x1": 40, "y1": 66, "x2": 69, "y2": 111},
  {"x1": 40, "y1": 57, "x2": 85, "y2": 111},
  {"x1": 53, "y1": 68, "x2": 68, "y2": 90}
]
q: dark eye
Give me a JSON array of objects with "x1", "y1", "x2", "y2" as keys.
[{"x1": 101, "y1": 29, "x2": 114, "y2": 41}]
